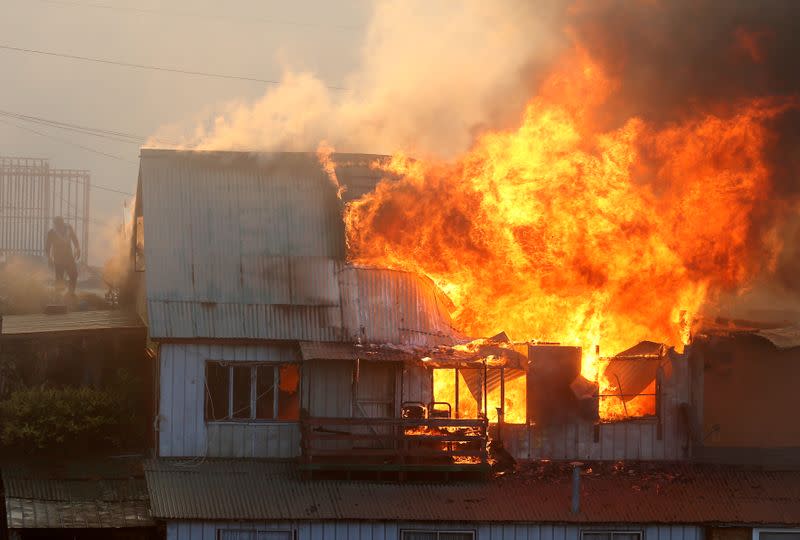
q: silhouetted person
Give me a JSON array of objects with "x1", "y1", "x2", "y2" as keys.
[{"x1": 46, "y1": 216, "x2": 80, "y2": 295}]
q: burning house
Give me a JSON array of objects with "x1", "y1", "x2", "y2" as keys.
[{"x1": 132, "y1": 149, "x2": 800, "y2": 540}]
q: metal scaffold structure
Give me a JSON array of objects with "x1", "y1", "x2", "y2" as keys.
[{"x1": 0, "y1": 156, "x2": 90, "y2": 264}]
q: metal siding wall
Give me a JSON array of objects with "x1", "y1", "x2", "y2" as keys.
[
  {"x1": 403, "y1": 363, "x2": 433, "y2": 405},
  {"x1": 148, "y1": 300, "x2": 343, "y2": 341},
  {"x1": 159, "y1": 343, "x2": 301, "y2": 458},
  {"x1": 504, "y1": 357, "x2": 691, "y2": 462},
  {"x1": 306, "y1": 360, "x2": 353, "y2": 417},
  {"x1": 168, "y1": 522, "x2": 702, "y2": 540},
  {"x1": 141, "y1": 152, "x2": 347, "y2": 340}
]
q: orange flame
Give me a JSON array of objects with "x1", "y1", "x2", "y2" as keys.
[
  {"x1": 346, "y1": 51, "x2": 794, "y2": 420},
  {"x1": 317, "y1": 140, "x2": 346, "y2": 199}
]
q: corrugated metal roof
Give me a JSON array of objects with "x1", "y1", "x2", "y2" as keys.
[
  {"x1": 1, "y1": 310, "x2": 144, "y2": 337},
  {"x1": 145, "y1": 459, "x2": 800, "y2": 525},
  {"x1": 3, "y1": 461, "x2": 153, "y2": 529}
]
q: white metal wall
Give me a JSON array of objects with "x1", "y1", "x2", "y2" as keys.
[
  {"x1": 167, "y1": 521, "x2": 704, "y2": 540},
  {"x1": 158, "y1": 343, "x2": 301, "y2": 458}
]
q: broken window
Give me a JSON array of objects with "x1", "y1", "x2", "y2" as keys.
[
  {"x1": 598, "y1": 341, "x2": 665, "y2": 421},
  {"x1": 401, "y1": 532, "x2": 475, "y2": 540},
  {"x1": 433, "y1": 367, "x2": 527, "y2": 422},
  {"x1": 485, "y1": 368, "x2": 527, "y2": 424},
  {"x1": 205, "y1": 362, "x2": 300, "y2": 421},
  {"x1": 432, "y1": 368, "x2": 479, "y2": 418}
]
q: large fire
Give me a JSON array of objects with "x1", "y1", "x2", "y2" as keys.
[{"x1": 346, "y1": 49, "x2": 795, "y2": 420}]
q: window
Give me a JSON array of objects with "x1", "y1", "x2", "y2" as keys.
[
  {"x1": 205, "y1": 362, "x2": 300, "y2": 421},
  {"x1": 401, "y1": 531, "x2": 475, "y2": 540},
  {"x1": 582, "y1": 531, "x2": 643, "y2": 540},
  {"x1": 218, "y1": 531, "x2": 292, "y2": 540},
  {"x1": 754, "y1": 530, "x2": 800, "y2": 540}
]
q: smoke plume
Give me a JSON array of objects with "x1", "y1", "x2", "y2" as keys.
[{"x1": 148, "y1": 0, "x2": 567, "y2": 158}]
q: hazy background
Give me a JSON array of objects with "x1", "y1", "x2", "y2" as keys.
[{"x1": 0, "y1": 0, "x2": 370, "y2": 264}]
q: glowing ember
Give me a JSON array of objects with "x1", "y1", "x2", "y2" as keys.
[{"x1": 346, "y1": 50, "x2": 795, "y2": 420}]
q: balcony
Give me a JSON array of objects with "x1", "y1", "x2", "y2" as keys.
[{"x1": 300, "y1": 416, "x2": 489, "y2": 481}]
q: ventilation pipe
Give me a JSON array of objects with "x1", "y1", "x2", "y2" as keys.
[{"x1": 571, "y1": 461, "x2": 583, "y2": 514}]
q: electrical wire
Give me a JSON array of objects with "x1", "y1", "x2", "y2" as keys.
[
  {"x1": 0, "y1": 44, "x2": 349, "y2": 90},
  {"x1": 34, "y1": 0, "x2": 362, "y2": 30},
  {"x1": 90, "y1": 184, "x2": 134, "y2": 196},
  {"x1": 0, "y1": 117, "x2": 138, "y2": 164},
  {"x1": 0, "y1": 109, "x2": 144, "y2": 144}
]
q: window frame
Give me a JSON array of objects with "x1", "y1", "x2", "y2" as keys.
[
  {"x1": 581, "y1": 531, "x2": 644, "y2": 540},
  {"x1": 217, "y1": 529, "x2": 293, "y2": 540},
  {"x1": 753, "y1": 528, "x2": 800, "y2": 540},
  {"x1": 205, "y1": 361, "x2": 300, "y2": 423},
  {"x1": 399, "y1": 530, "x2": 476, "y2": 540}
]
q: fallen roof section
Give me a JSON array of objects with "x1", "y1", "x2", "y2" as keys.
[
  {"x1": 755, "y1": 325, "x2": 800, "y2": 349},
  {"x1": 0, "y1": 310, "x2": 144, "y2": 339},
  {"x1": 3, "y1": 459, "x2": 153, "y2": 529},
  {"x1": 145, "y1": 459, "x2": 800, "y2": 525},
  {"x1": 299, "y1": 341, "x2": 417, "y2": 363}
]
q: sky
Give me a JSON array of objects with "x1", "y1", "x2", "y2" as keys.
[{"x1": 0, "y1": 0, "x2": 370, "y2": 264}]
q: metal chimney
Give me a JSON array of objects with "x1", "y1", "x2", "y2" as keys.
[{"x1": 570, "y1": 461, "x2": 583, "y2": 514}]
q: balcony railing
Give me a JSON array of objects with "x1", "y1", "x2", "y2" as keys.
[{"x1": 300, "y1": 416, "x2": 489, "y2": 480}]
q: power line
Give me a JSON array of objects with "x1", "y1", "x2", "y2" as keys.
[
  {"x1": 0, "y1": 109, "x2": 177, "y2": 146},
  {"x1": 90, "y1": 184, "x2": 134, "y2": 196},
  {"x1": 0, "y1": 43, "x2": 349, "y2": 90},
  {"x1": 0, "y1": 110, "x2": 143, "y2": 144},
  {"x1": 35, "y1": 0, "x2": 361, "y2": 31},
  {"x1": 0, "y1": 117, "x2": 138, "y2": 164}
]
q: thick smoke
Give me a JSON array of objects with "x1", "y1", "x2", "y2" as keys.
[
  {"x1": 568, "y1": 0, "x2": 800, "y2": 310},
  {"x1": 148, "y1": 0, "x2": 567, "y2": 158},
  {"x1": 568, "y1": 0, "x2": 800, "y2": 123}
]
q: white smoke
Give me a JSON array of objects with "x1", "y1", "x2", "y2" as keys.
[{"x1": 147, "y1": 0, "x2": 566, "y2": 158}]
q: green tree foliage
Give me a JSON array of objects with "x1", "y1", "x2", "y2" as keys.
[{"x1": 0, "y1": 370, "x2": 144, "y2": 455}]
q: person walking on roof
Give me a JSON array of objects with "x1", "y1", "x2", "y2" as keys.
[{"x1": 45, "y1": 216, "x2": 80, "y2": 295}]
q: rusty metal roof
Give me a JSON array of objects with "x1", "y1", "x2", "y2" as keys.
[
  {"x1": 144, "y1": 459, "x2": 800, "y2": 525},
  {"x1": 0, "y1": 310, "x2": 144, "y2": 338},
  {"x1": 3, "y1": 460, "x2": 153, "y2": 529}
]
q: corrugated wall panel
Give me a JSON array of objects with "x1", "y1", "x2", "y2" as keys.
[
  {"x1": 304, "y1": 360, "x2": 352, "y2": 417},
  {"x1": 206, "y1": 423, "x2": 300, "y2": 459},
  {"x1": 403, "y1": 363, "x2": 433, "y2": 405},
  {"x1": 141, "y1": 151, "x2": 349, "y2": 339},
  {"x1": 339, "y1": 267, "x2": 455, "y2": 347},
  {"x1": 167, "y1": 521, "x2": 703, "y2": 540},
  {"x1": 159, "y1": 343, "x2": 301, "y2": 458},
  {"x1": 504, "y1": 356, "x2": 691, "y2": 462},
  {"x1": 148, "y1": 301, "x2": 343, "y2": 341}
]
